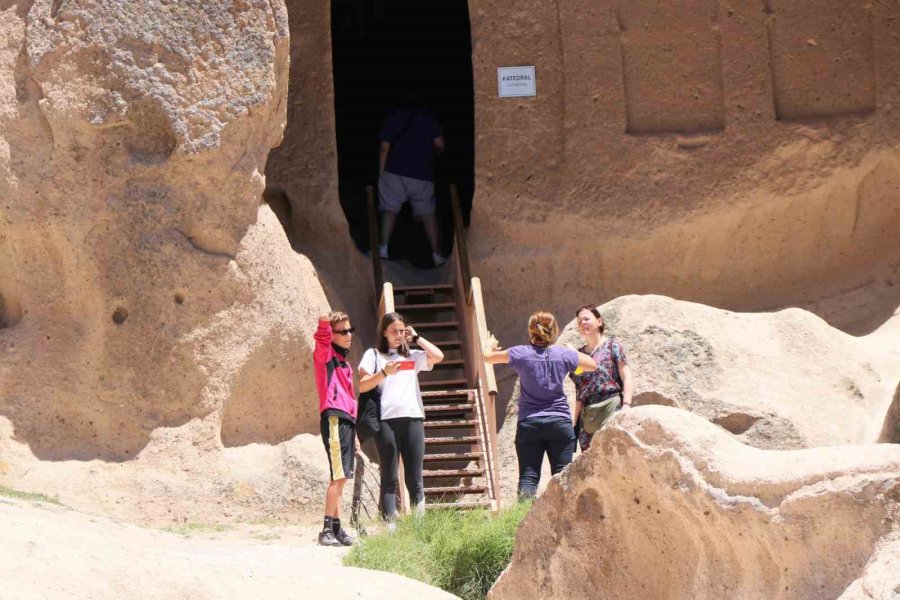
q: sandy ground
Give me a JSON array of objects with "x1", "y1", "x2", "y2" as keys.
[{"x1": 0, "y1": 497, "x2": 458, "y2": 600}]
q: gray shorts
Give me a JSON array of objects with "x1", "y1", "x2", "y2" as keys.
[{"x1": 378, "y1": 171, "x2": 436, "y2": 217}]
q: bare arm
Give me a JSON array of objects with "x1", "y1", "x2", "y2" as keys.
[
  {"x1": 482, "y1": 336, "x2": 509, "y2": 364},
  {"x1": 359, "y1": 359, "x2": 400, "y2": 393},
  {"x1": 379, "y1": 141, "x2": 391, "y2": 174},
  {"x1": 407, "y1": 327, "x2": 443, "y2": 367},
  {"x1": 573, "y1": 401, "x2": 582, "y2": 426},
  {"x1": 619, "y1": 362, "x2": 634, "y2": 407}
]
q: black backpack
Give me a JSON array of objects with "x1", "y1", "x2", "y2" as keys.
[{"x1": 356, "y1": 349, "x2": 382, "y2": 441}]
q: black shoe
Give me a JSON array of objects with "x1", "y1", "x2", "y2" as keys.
[
  {"x1": 318, "y1": 528, "x2": 342, "y2": 547},
  {"x1": 335, "y1": 528, "x2": 355, "y2": 546}
]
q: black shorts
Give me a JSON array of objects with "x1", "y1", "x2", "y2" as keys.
[{"x1": 320, "y1": 414, "x2": 355, "y2": 481}]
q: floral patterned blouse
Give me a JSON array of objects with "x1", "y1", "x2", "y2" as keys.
[{"x1": 569, "y1": 337, "x2": 627, "y2": 403}]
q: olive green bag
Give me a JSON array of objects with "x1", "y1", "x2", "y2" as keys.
[{"x1": 581, "y1": 395, "x2": 621, "y2": 434}]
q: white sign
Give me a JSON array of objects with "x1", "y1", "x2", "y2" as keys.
[{"x1": 497, "y1": 66, "x2": 536, "y2": 98}]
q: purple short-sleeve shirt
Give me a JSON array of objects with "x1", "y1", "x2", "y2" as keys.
[{"x1": 508, "y1": 344, "x2": 579, "y2": 422}]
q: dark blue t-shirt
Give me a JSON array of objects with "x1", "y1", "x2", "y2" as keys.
[
  {"x1": 379, "y1": 108, "x2": 443, "y2": 182},
  {"x1": 508, "y1": 344, "x2": 579, "y2": 423}
]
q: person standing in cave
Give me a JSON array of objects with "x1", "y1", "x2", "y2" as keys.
[
  {"x1": 313, "y1": 311, "x2": 359, "y2": 547},
  {"x1": 377, "y1": 90, "x2": 447, "y2": 267},
  {"x1": 483, "y1": 310, "x2": 597, "y2": 499}
]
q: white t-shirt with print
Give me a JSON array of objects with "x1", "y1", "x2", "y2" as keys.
[{"x1": 359, "y1": 348, "x2": 433, "y2": 420}]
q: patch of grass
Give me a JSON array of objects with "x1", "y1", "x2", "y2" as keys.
[
  {"x1": 0, "y1": 485, "x2": 62, "y2": 506},
  {"x1": 163, "y1": 522, "x2": 233, "y2": 536},
  {"x1": 344, "y1": 501, "x2": 532, "y2": 600}
]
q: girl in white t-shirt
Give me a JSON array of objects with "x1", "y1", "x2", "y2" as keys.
[{"x1": 359, "y1": 312, "x2": 444, "y2": 521}]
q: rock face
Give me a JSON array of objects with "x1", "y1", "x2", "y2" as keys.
[
  {"x1": 0, "y1": 0, "x2": 293, "y2": 459},
  {"x1": 0, "y1": 0, "x2": 373, "y2": 523},
  {"x1": 263, "y1": 0, "x2": 377, "y2": 354},
  {"x1": 489, "y1": 406, "x2": 900, "y2": 600},
  {"x1": 466, "y1": 0, "x2": 900, "y2": 356}
]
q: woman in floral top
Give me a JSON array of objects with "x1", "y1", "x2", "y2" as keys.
[{"x1": 569, "y1": 304, "x2": 634, "y2": 452}]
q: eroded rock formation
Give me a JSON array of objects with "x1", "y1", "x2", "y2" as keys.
[
  {"x1": 490, "y1": 406, "x2": 900, "y2": 600},
  {"x1": 0, "y1": 0, "x2": 371, "y2": 523}
]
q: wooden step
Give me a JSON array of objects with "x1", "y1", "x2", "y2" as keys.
[
  {"x1": 422, "y1": 390, "x2": 475, "y2": 405},
  {"x1": 423, "y1": 452, "x2": 483, "y2": 462},
  {"x1": 433, "y1": 359, "x2": 465, "y2": 368},
  {"x1": 424, "y1": 485, "x2": 488, "y2": 495},
  {"x1": 421, "y1": 389, "x2": 473, "y2": 398},
  {"x1": 422, "y1": 468, "x2": 485, "y2": 478},
  {"x1": 420, "y1": 378, "x2": 468, "y2": 388},
  {"x1": 425, "y1": 435, "x2": 481, "y2": 445},
  {"x1": 423, "y1": 398, "x2": 473, "y2": 406},
  {"x1": 394, "y1": 284, "x2": 455, "y2": 292},
  {"x1": 423, "y1": 394, "x2": 472, "y2": 405},
  {"x1": 414, "y1": 321, "x2": 459, "y2": 330},
  {"x1": 424, "y1": 403, "x2": 475, "y2": 414},
  {"x1": 431, "y1": 340, "x2": 462, "y2": 348},
  {"x1": 425, "y1": 501, "x2": 491, "y2": 510},
  {"x1": 425, "y1": 419, "x2": 479, "y2": 429},
  {"x1": 395, "y1": 303, "x2": 456, "y2": 311}
]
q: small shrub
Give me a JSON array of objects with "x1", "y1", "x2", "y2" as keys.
[{"x1": 344, "y1": 501, "x2": 532, "y2": 600}]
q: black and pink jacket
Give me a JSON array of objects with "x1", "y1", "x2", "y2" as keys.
[{"x1": 313, "y1": 320, "x2": 357, "y2": 421}]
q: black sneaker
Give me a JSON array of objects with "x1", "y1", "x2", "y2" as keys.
[
  {"x1": 318, "y1": 528, "x2": 342, "y2": 547},
  {"x1": 335, "y1": 528, "x2": 355, "y2": 546}
]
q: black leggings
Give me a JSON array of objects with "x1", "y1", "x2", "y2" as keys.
[{"x1": 374, "y1": 417, "x2": 425, "y2": 519}]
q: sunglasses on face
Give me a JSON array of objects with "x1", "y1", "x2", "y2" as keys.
[{"x1": 333, "y1": 327, "x2": 355, "y2": 335}]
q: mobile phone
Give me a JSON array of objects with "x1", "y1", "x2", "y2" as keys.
[{"x1": 396, "y1": 360, "x2": 416, "y2": 371}]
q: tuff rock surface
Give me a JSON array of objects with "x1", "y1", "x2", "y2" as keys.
[
  {"x1": 0, "y1": 0, "x2": 368, "y2": 524},
  {"x1": 490, "y1": 406, "x2": 900, "y2": 600}
]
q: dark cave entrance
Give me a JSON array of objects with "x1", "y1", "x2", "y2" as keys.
[{"x1": 331, "y1": 0, "x2": 475, "y2": 268}]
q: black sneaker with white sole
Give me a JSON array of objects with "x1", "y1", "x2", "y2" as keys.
[
  {"x1": 335, "y1": 528, "x2": 355, "y2": 546},
  {"x1": 318, "y1": 528, "x2": 343, "y2": 547}
]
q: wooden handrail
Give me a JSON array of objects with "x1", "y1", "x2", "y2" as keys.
[
  {"x1": 366, "y1": 185, "x2": 384, "y2": 296},
  {"x1": 468, "y1": 277, "x2": 501, "y2": 507},
  {"x1": 448, "y1": 186, "x2": 502, "y2": 509},
  {"x1": 449, "y1": 184, "x2": 472, "y2": 300},
  {"x1": 378, "y1": 282, "x2": 394, "y2": 316},
  {"x1": 469, "y1": 278, "x2": 498, "y2": 397}
]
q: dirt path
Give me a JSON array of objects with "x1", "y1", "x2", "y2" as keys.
[{"x1": 1, "y1": 498, "x2": 458, "y2": 600}]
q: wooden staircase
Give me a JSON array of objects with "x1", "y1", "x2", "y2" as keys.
[
  {"x1": 368, "y1": 184, "x2": 501, "y2": 513},
  {"x1": 393, "y1": 283, "x2": 496, "y2": 510}
]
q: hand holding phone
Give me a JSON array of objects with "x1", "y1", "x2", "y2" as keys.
[{"x1": 384, "y1": 360, "x2": 401, "y2": 375}]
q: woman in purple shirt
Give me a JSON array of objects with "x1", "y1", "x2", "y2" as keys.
[{"x1": 483, "y1": 310, "x2": 597, "y2": 498}]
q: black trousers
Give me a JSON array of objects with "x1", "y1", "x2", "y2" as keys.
[
  {"x1": 515, "y1": 415, "x2": 576, "y2": 499},
  {"x1": 374, "y1": 417, "x2": 425, "y2": 519}
]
